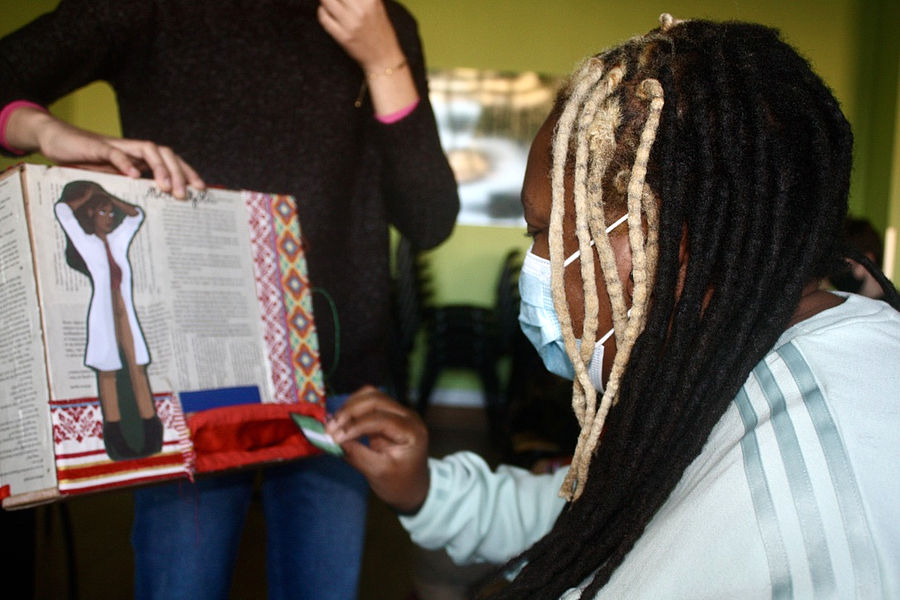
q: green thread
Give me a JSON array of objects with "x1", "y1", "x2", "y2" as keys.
[{"x1": 312, "y1": 287, "x2": 340, "y2": 392}]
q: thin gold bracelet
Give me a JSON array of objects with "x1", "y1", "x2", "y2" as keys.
[
  {"x1": 355, "y1": 59, "x2": 408, "y2": 108},
  {"x1": 367, "y1": 59, "x2": 408, "y2": 81}
]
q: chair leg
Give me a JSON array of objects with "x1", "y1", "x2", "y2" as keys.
[
  {"x1": 416, "y1": 357, "x2": 441, "y2": 415},
  {"x1": 479, "y1": 365, "x2": 504, "y2": 442}
]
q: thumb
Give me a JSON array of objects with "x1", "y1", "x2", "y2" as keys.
[{"x1": 339, "y1": 438, "x2": 382, "y2": 476}]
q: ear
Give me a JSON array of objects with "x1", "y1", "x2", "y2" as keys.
[
  {"x1": 616, "y1": 216, "x2": 664, "y2": 304},
  {"x1": 609, "y1": 228, "x2": 636, "y2": 304}
]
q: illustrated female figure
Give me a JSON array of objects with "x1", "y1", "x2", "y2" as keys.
[{"x1": 55, "y1": 181, "x2": 162, "y2": 460}]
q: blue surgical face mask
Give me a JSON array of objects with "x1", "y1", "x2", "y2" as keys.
[{"x1": 517, "y1": 214, "x2": 627, "y2": 392}]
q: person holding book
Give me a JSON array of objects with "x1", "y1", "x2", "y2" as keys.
[
  {"x1": 326, "y1": 15, "x2": 900, "y2": 598},
  {"x1": 55, "y1": 180, "x2": 163, "y2": 460},
  {"x1": 0, "y1": 1, "x2": 459, "y2": 598}
]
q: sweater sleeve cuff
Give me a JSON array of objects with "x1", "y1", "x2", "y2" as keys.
[
  {"x1": 375, "y1": 99, "x2": 420, "y2": 124},
  {"x1": 0, "y1": 100, "x2": 47, "y2": 155},
  {"x1": 397, "y1": 456, "x2": 460, "y2": 541}
]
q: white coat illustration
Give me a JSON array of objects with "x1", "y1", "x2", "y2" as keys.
[{"x1": 55, "y1": 201, "x2": 149, "y2": 371}]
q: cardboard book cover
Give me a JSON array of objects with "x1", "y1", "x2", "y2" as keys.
[{"x1": 0, "y1": 164, "x2": 326, "y2": 509}]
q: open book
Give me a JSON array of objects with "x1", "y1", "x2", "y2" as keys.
[{"x1": 0, "y1": 164, "x2": 325, "y2": 509}]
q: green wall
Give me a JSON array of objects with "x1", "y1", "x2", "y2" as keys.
[{"x1": 2, "y1": 1, "x2": 898, "y2": 392}]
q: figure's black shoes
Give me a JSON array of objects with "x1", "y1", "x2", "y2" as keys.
[
  {"x1": 140, "y1": 414, "x2": 164, "y2": 456},
  {"x1": 103, "y1": 420, "x2": 138, "y2": 461}
]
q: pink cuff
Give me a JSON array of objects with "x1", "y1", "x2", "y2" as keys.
[
  {"x1": 0, "y1": 100, "x2": 47, "y2": 155},
  {"x1": 375, "y1": 99, "x2": 419, "y2": 124}
]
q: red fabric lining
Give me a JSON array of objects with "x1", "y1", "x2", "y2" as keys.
[{"x1": 187, "y1": 403, "x2": 325, "y2": 473}]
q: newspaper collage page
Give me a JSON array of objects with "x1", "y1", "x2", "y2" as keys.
[{"x1": 0, "y1": 164, "x2": 323, "y2": 505}]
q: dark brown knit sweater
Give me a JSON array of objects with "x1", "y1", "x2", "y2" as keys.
[{"x1": 0, "y1": 0, "x2": 459, "y2": 394}]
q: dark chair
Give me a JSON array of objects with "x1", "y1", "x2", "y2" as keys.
[
  {"x1": 388, "y1": 236, "x2": 433, "y2": 405},
  {"x1": 416, "y1": 249, "x2": 523, "y2": 440}
]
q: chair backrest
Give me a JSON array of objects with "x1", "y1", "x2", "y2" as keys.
[
  {"x1": 494, "y1": 248, "x2": 523, "y2": 356},
  {"x1": 389, "y1": 236, "x2": 433, "y2": 404},
  {"x1": 391, "y1": 236, "x2": 432, "y2": 351}
]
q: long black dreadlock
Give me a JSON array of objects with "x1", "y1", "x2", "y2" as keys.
[{"x1": 480, "y1": 15, "x2": 893, "y2": 599}]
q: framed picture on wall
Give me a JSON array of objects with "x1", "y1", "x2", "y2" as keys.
[{"x1": 429, "y1": 68, "x2": 561, "y2": 228}]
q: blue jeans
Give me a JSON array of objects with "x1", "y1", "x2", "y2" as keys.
[{"x1": 131, "y1": 395, "x2": 368, "y2": 600}]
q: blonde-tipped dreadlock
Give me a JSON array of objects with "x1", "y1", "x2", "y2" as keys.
[{"x1": 551, "y1": 49, "x2": 664, "y2": 502}]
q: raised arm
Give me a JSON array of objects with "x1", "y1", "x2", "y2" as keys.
[
  {"x1": 327, "y1": 386, "x2": 568, "y2": 565},
  {"x1": 58, "y1": 183, "x2": 95, "y2": 213},
  {"x1": 0, "y1": 1, "x2": 204, "y2": 198},
  {"x1": 317, "y1": 0, "x2": 419, "y2": 117},
  {"x1": 317, "y1": 0, "x2": 459, "y2": 249},
  {"x1": 4, "y1": 105, "x2": 204, "y2": 199},
  {"x1": 105, "y1": 192, "x2": 140, "y2": 218}
]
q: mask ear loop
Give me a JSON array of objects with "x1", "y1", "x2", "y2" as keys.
[
  {"x1": 564, "y1": 213, "x2": 630, "y2": 397},
  {"x1": 585, "y1": 306, "x2": 631, "y2": 394},
  {"x1": 561, "y1": 214, "x2": 630, "y2": 267}
]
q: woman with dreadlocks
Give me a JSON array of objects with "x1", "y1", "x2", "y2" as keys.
[{"x1": 329, "y1": 15, "x2": 900, "y2": 598}]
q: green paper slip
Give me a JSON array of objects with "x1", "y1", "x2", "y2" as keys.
[{"x1": 291, "y1": 413, "x2": 345, "y2": 456}]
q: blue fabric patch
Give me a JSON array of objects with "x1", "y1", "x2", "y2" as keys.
[{"x1": 179, "y1": 386, "x2": 262, "y2": 412}]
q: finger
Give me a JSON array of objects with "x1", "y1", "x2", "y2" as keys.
[
  {"x1": 317, "y1": 2, "x2": 347, "y2": 37},
  {"x1": 339, "y1": 434, "x2": 417, "y2": 483},
  {"x1": 102, "y1": 146, "x2": 143, "y2": 179},
  {"x1": 329, "y1": 388, "x2": 410, "y2": 431},
  {"x1": 337, "y1": 0, "x2": 369, "y2": 20},
  {"x1": 331, "y1": 407, "x2": 421, "y2": 448},
  {"x1": 158, "y1": 146, "x2": 188, "y2": 199},
  {"x1": 111, "y1": 139, "x2": 172, "y2": 193},
  {"x1": 340, "y1": 433, "x2": 429, "y2": 513},
  {"x1": 319, "y1": 0, "x2": 351, "y2": 19},
  {"x1": 109, "y1": 138, "x2": 205, "y2": 193},
  {"x1": 339, "y1": 437, "x2": 384, "y2": 472},
  {"x1": 137, "y1": 142, "x2": 173, "y2": 194},
  {"x1": 331, "y1": 408, "x2": 408, "y2": 444},
  {"x1": 339, "y1": 440, "x2": 408, "y2": 500},
  {"x1": 179, "y1": 159, "x2": 206, "y2": 191},
  {"x1": 329, "y1": 385, "x2": 382, "y2": 424}
]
